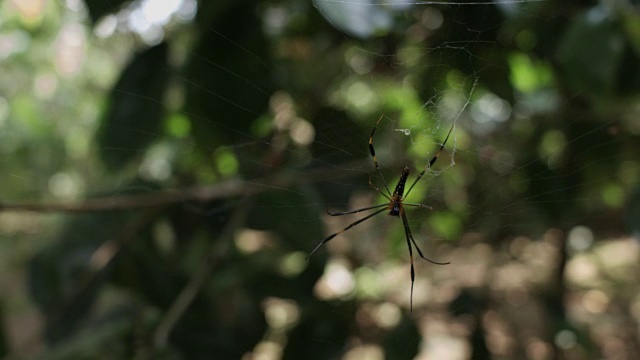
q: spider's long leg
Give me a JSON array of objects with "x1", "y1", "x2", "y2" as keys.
[
  {"x1": 400, "y1": 210, "x2": 417, "y2": 311},
  {"x1": 400, "y1": 210, "x2": 450, "y2": 311},
  {"x1": 327, "y1": 203, "x2": 388, "y2": 216},
  {"x1": 405, "y1": 122, "x2": 455, "y2": 197},
  {"x1": 307, "y1": 207, "x2": 387, "y2": 259},
  {"x1": 369, "y1": 115, "x2": 393, "y2": 197},
  {"x1": 369, "y1": 175, "x2": 392, "y2": 201},
  {"x1": 403, "y1": 203, "x2": 433, "y2": 210},
  {"x1": 401, "y1": 211, "x2": 450, "y2": 266}
]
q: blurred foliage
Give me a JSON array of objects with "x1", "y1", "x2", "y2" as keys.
[
  {"x1": 98, "y1": 43, "x2": 169, "y2": 169},
  {"x1": 0, "y1": 0, "x2": 639, "y2": 359}
]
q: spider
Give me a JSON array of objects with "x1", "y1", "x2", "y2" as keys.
[{"x1": 308, "y1": 115, "x2": 454, "y2": 311}]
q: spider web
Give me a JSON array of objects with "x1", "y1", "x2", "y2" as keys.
[{"x1": 1, "y1": 0, "x2": 639, "y2": 359}]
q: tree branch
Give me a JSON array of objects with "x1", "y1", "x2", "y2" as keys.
[{"x1": 0, "y1": 159, "x2": 368, "y2": 213}]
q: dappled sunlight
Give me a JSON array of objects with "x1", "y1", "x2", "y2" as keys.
[
  {"x1": 417, "y1": 315, "x2": 470, "y2": 360},
  {"x1": 581, "y1": 289, "x2": 610, "y2": 315},
  {"x1": 314, "y1": 259, "x2": 356, "y2": 301},
  {"x1": 245, "y1": 298, "x2": 301, "y2": 360},
  {"x1": 245, "y1": 341, "x2": 282, "y2": 360},
  {"x1": 371, "y1": 302, "x2": 402, "y2": 329},
  {"x1": 263, "y1": 297, "x2": 300, "y2": 331},
  {"x1": 483, "y1": 310, "x2": 517, "y2": 356},
  {"x1": 277, "y1": 251, "x2": 307, "y2": 278},
  {"x1": 342, "y1": 344, "x2": 384, "y2": 360},
  {"x1": 235, "y1": 229, "x2": 277, "y2": 254},
  {"x1": 450, "y1": 242, "x2": 491, "y2": 288},
  {"x1": 566, "y1": 254, "x2": 601, "y2": 287},
  {"x1": 594, "y1": 237, "x2": 639, "y2": 270},
  {"x1": 54, "y1": 23, "x2": 86, "y2": 76},
  {"x1": 525, "y1": 338, "x2": 554, "y2": 360}
]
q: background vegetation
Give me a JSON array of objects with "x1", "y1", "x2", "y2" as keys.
[{"x1": 0, "y1": 0, "x2": 639, "y2": 359}]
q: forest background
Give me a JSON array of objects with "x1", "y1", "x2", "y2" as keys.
[{"x1": 0, "y1": 0, "x2": 639, "y2": 359}]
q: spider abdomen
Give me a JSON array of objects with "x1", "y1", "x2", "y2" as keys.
[
  {"x1": 388, "y1": 166, "x2": 411, "y2": 216},
  {"x1": 393, "y1": 166, "x2": 411, "y2": 196}
]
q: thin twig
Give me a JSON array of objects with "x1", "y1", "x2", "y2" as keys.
[{"x1": 0, "y1": 158, "x2": 369, "y2": 213}]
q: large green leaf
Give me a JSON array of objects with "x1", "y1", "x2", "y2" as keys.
[
  {"x1": 97, "y1": 43, "x2": 170, "y2": 170},
  {"x1": 184, "y1": 1, "x2": 272, "y2": 153},
  {"x1": 557, "y1": 7, "x2": 626, "y2": 97}
]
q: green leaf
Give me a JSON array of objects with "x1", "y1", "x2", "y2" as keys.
[
  {"x1": 620, "y1": 9, "x2": 640, "y2": 57},
  {"x1": 184, "y1": 1, "x2": 272, "y2": 153},
  {"x1": 557, "y1": 7, "x2": 626, "y2": 97},
  {"x1": 97, "y1": 43, "x2": 170, "y2": 170}
]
